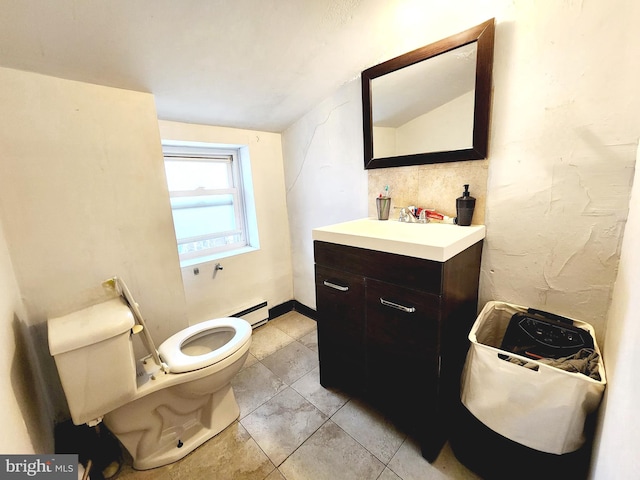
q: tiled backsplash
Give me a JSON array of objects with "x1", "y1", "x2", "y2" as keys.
[{"x1": 367, "y1": 159, "x2": 489, "y2": 224}]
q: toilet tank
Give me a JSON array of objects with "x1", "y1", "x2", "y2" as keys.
[{"x1": 48, "y1": 297, "x2": 138, "y2": 425}]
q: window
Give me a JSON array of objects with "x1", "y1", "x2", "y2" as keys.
[{"x1": 162, "y1": 142, "x2": 258, "y2": 265}]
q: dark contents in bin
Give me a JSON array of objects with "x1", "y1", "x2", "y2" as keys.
[
  {"x1": 500, "y1": 347, "x2": 601, "y2": 380},
  {"x1": 500, "y1": 310, "x2": 594, "y2": 359},
  {"x1": 499, "y1": 310, "x2": 600, "y2": 380}
]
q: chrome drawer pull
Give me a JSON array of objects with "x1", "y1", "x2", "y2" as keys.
[
  {"x1": 380, "y1": 298, "x2": 416, "y2": 313},
  {"x1": 323, "y1": 280, "x2": 349, "y2": 292}
]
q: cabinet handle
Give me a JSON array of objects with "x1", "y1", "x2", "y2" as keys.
[
  {"x1": 380, "y1": 298, "x2": 416, "y2": 313},
  {"x1": 323, "y1": 280, "x2": 349, "y2": 292}
]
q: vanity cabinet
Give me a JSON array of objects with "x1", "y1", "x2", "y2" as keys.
[{"x1": 314, "y1": 239, "x2": 483, "y2": 461}]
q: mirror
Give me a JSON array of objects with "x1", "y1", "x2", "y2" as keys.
[{"x1": 362, "y1": 18, "x2": 495, "y2": 169}]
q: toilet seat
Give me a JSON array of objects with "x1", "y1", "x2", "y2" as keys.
[{"x1": 158, "y1": 317, "x2": 251, "y2": 374}]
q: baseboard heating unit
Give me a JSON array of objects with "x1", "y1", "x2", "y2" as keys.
[{"x1": 231, "y1": 301, "x2": 268, "y2": 328}]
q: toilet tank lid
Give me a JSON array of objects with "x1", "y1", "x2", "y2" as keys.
[{"x1": 48, "y1": 298, "x2": 135, "y2": 356}]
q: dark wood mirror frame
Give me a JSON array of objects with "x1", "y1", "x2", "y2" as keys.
[{"x1": 362, "y1": 18, "x2": 495, "y2": 170}]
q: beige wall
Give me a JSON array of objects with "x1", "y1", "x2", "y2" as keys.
[
  {"x1": 590, "y1": 142, "x2": 640, "y2": 477},
  {"x1": 0, "y1": 218, "x2": 43, "y2": 452},
  {"x1": 158, "y1": 120, "x2": 294, "y2": 325},
  {"x1": 0, "y1": 66, "x2": 189, "y2": 429},
  {"x1": 476, "y1": 2, "x2": 639, "y2": 342},
  {"x1": 282, "y1": 79, "x2": 369, "y2": 309}
]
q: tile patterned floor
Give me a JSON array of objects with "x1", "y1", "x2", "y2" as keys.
[{"x1": 117, "y1": 311, "x2": 481, "y2": 480}]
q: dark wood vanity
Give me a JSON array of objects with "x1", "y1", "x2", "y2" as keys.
[{"x1": 314, "y1": 238, "x2": 483, "y2": 461}]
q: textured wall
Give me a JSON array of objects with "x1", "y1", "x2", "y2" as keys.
[
  {"x1": 590, "y1": 142, "x2": 640, "y2": 478},
  {"x1": 283, "y1": 80, "x2": 368, "y2": 309},
  {"x1": 477, "y1": 2, "x2": 639, "y2": 341},
  {"x1": 285, "y1": 1, "x2": 640, "y2": 344}
]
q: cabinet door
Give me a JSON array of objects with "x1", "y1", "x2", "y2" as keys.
[
  {"x1": 365, "y1": 279, "x2": 442, "y2": 425},
  {"x1": 315, "y1": 265, "x2": 366, "y2": 391}
]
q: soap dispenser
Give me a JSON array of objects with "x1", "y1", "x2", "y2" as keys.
[{"x1": 456, "y1": 184, "x2": 476, "y2": 226}]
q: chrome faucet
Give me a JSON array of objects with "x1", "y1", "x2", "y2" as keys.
[
  {"x1": 399, "y1": 207, "x2": 429, "y2": 223},
  {"x1": 398, "y1": 207, "x2": 417, "y2": 223},
  {"x1": 398, "y1": 208, "x2": 416, "y2": 223}
]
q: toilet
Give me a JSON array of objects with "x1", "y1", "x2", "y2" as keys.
[{"x1": 48, "y1": 279, "x2": 252, "y2": 470}]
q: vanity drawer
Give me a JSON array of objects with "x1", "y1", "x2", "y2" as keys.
[{"x1": 314, "y1": 241, "x2": 443, "y2": 294}]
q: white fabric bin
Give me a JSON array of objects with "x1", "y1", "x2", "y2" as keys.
[{"x1": 460, "y1": 301, "x2": 606, "y2": 455}]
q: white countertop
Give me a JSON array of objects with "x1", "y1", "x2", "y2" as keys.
[{"x1": 312, "y1": 218, "x2": 486, "y2": 262}]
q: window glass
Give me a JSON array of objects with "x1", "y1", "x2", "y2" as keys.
[
  {"x1": 164, "y1": 159, "x2": 231, "y2": 191},
  {"x1": 170, "y1": 194, "x2": 237, "y2": 240}
]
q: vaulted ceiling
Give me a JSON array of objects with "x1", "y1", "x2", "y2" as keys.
[{"x1": 0, "y1": 0, "x2": 483, "y2": 132}]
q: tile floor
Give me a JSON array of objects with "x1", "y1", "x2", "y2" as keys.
[{"x1": 117, "y1": 311, "x2": 481, "y2": 480}]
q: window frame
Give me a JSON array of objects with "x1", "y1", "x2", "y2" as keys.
[{"x1": 162, "y1": 142, "x2": 256, "y2": 265}]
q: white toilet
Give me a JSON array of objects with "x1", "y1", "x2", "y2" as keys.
[{"x1": 48, "y1": 280, "x2": 252, "y2": 470}]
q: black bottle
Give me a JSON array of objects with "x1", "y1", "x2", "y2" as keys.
[{"x1": 456, "y1": 184, "x2": 476, "y2": 226}]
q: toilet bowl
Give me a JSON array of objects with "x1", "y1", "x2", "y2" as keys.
[{"x1": 48, "y1": 292, "x2": 252, "y2": 470}]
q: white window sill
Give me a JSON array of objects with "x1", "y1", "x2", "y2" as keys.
[{"x1": 179, "y1": 245, "x2": 259, "y2": 269}]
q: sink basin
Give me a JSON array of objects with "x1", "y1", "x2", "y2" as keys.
[{"x1": 312, "y1": 218, "x2": 485, "y2": 262}]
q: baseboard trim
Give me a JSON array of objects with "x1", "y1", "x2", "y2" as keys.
[
  {"x1": 293, "y1": 301, "x2": 317, "y2": 320},
  {"x1": 268, "y1": 300, "x2": 317, "y2": 321}
]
